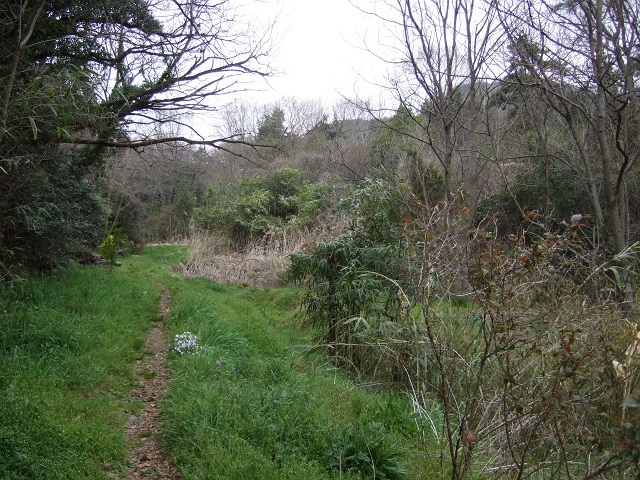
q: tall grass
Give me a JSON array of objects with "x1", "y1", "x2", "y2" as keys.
[{"x1": 180, "y1": 219, "x2": 349, "y2": 288}]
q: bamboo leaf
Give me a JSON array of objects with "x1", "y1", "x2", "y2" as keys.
[{"x1": 28, "y1": 117, "x2": 38, "y2": 140}]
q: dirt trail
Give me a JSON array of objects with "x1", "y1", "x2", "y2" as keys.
[{"x1": 122, "y1": 285, "x2": 180, "y2": 479}]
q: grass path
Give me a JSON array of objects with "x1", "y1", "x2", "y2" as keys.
[
  {"x1": 0, "y1": 246, "x2": 437, "y2": 479},
  {"x1": 123, "y1": 285, "x2": 180, "y2": 479}
]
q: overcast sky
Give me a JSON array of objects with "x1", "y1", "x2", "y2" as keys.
[{"x1": 242, "y1": 0, "x2": 393, "y2": 106}]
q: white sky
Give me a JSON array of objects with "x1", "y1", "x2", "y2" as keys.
[{"x1": 241, "y1": 0, "x2": 394, "y2": 106}]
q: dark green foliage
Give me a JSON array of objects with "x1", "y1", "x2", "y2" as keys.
[
  {"x1": 109, "y1": 188, "x2": 146, "y2": 245},
  {"x1": 324, "y1": 421, "x2": 408, "y2": 480},
  {"x1": 289, "y1": 236, "x2": 405, "y2": 338},
  {"x1": 0, "y1": 0, "x2": 165, "y2": 271},
  {"x1": 257, "y1": 107, "x2": 287, "y2": 143},
  {"x1": 475, "y1": 163, "x2": 592, "y2": 234},
  {"x1": 0, "y1": 0, "x2": 158, "y2": 147},
  {"x1": 255, "y1": 107, "x2": 291, "y2": 160},
  {"x1": 0, "y1": 153, "x2": 107, "y2": 271},
  {"x1": 370, "y1": 106, "x2": 417, "y2": 176},
  {"x1": 406, "y1": 151, "x2": 444, "y2": 208},
  {"x1": 305, "y1": 115, "x2": 343, "y2": 141},
  {"x1": 145, "y1": 193, "x2": 198, "y2": 242},
  {"x1": 262, "y1": 167, "x2": 303, "y2": 218},
  {"x1": 193, "y1": 175, "x2": 274, "y2": 245},
  {"x1": 371, "y1": 106, "x2": 415, "y2": 155},
  {"x1": 175, "y1": 193, "x2": 197, "y2": 227}
]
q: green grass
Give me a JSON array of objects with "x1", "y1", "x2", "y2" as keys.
[
  {"x1": 161, "y1": 272, "x2": 440, "y2": 479},
  {"x1": 0, "y1": 260, "x2": 160, "y2": 478},
  {"x1": 0, "y1": 246, "x2": 440, "y2": 479}
]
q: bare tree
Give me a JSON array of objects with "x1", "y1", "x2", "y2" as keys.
[
  {"x1": 1, "y1": 0, "x2": 277, "y2": 152},
  {"x1": 356, "y1": 0, "x2": 503, "y2": 217},
  {"x1": 497, "y1": 0, "x2": 639, "y2": 304}
]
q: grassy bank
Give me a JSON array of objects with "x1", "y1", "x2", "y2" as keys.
[{"x1": 0, "y1": 246, "x2": 437, "y2": 479}]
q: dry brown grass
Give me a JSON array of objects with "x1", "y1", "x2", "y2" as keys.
[{"x1": 179, "y1": 218, "x2": 347, "y2": 287}]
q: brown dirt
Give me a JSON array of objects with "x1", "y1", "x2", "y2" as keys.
[{"x1": 120, "y1": 285, "x2": 180, "y2": 479}]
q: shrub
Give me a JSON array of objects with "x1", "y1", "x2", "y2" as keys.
[
  {"x1": 0, "y1": 152, "x2": 107, "y2": 271},
  {"x1": 324, "y1": 421, "x2": 408, "y2": 480},
  {"x1": 406, "y1": 208, "x2": 638, "y2": 479},
  {"x1": 98, "y1": 234, "x2": 118, "y2": 267},
  {"x1": 292, "y1": 182, "x2": 640, "y2": 479},
  {"x1": 289, "y1": 179, "x2": 415, "y2": 375},
  {"x1": 475, "y1": 163, "x2": 592, "y2": 235},
  {"x1": 108, "y1": 188, "x2": 146, "y2": 245},
  {"x1": 192, "y1": 168, "x2": 330, "y2": 248}
]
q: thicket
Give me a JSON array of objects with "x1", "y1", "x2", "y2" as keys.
[
  {"x1": 289, "y1": 179, "x2": 416, "y2": 377},
  {"x1": 192, "y1": 167, "x2": 330, "y2": 248},
  {"x1": 0, "y1": 1, "x2": 144, "y2": 273},
  {"x1": 475, "y1": 162, "x2": 593, "y2": 236},
  {"x1": 0, "y1": 152, "x2": 107, "y2": 272},
  {"x1": 290, "y1": 180, "x2": 640, "y2": 479}
]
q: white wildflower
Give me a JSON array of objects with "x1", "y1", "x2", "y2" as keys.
[{"x1": 173, "y1": 331, "x2": 201, "y2": 354}]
